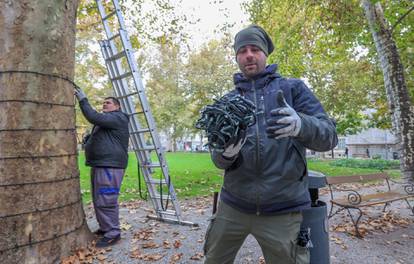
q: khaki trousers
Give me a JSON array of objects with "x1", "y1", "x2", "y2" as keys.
[{"x1": 204, "y1": 201, "x2": 310, "y2": 264}]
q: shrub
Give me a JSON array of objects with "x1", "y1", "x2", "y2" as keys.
[{"x1": 330, "y1": 158, "x2": 399, "y2": 170}]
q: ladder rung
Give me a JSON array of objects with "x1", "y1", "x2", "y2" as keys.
[
  {"x1": 134, "y1": 146, "x2": 156, "y2": 151},
  {"x1": 128, "y1": 111, "x2": 144, "y2": 116},
  {"x1": 158, "y1": 210, "x2": 177, "y2": 216},
  {"x1": 153, "y1": 194, "x2": 170, "y2": 200},
  {"x1": 97, "y1": 0, "x2": 193, "y2": 227},
  {"x1": 102, "y1": 10, "x2": 117, "y2": 21},
  {"x1": 111, "y1": 71, "x2": 132, "y2": 81},
  {"x1": 146, "y1": 178, "x2": 167, "y2": 184},
  {"x1": 108, "y1": 33, "x2": 120, "y2": 42},
  {"x1": 130, "y1": 128, "x2": 151, "y2": 134},
  {"x1": 142, "y1": 163, "x2": 161, "y2": 168},
  {"x1": 117, "y1": 91, "x2": 139, "y2": 99},
  {"x1": 106, "y1": 50, "x2": 126, "y2": 61}
]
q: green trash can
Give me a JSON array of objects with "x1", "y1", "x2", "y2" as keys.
[{"x1": 302, "y1": 170, "x2": 330, "y2": 264}]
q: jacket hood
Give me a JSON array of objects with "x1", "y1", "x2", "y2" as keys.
[{"x1": 233, "y1": 64, "x2": 281, "y2": 92}]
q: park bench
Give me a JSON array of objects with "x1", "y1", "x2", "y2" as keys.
[{"x1": 326, "y1": 173, "x2": 414, "y2": 237}]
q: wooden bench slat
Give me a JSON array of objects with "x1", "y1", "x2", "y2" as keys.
[
  {"x1": 327, "y1": 172, "x2": 414, "y2": 237},
  {"x1": 331, "y1": 191, "x2": 413, "y2": 207},
  {"x1": 326, "y1": 173, "x2": 388, "y2": 185}
]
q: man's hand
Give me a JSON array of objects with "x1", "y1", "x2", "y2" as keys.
[
  {"x1": 74, "y1": 88, "x2": 87, "y2": 101},
  {"x1": 222, "y1": 130, "x2": 246, "y2": 159},
  {"x1": 266, "y1": 90, "x2": 302, "y2": 139}
]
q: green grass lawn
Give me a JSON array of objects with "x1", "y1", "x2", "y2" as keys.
[{"x1": 79, "y1": 152, "x2": 400, "y2": 204}]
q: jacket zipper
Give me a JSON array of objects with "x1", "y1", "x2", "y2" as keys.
[{"x1": 253, "y1": 80, "x2": 261, "y2": 215}]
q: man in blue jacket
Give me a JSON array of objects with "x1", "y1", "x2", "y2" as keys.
[
  {"x1": 204, "y1": 25, "x2": 338, "y2": 264},
  {"x1": 75, "y1": 90, "x2": 129, "y2": 248}
]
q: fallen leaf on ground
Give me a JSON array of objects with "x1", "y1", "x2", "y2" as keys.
[
  {"x1": 130, "y1": 248, "x2": 165, "y2": 261},
  {"x1": 133, "y1": 228, "x2": 157, "y2": 241},
  {"x1": 169, "y1": 253, "x2": 183, "y2": 263},
  {"x1": 173, "y1": 240, "x2": 182, "y2": 249},
  {"x1": 142, "y1": 254, "x2": 165, "y2": 261},
  {"x1": 331, "y1": 211, "x2": 412, "y2": 238},
  {"x1": 163, "y1": 240, "x2": 171, "y2": 249},
  {"x1": 130, "y1": 247, "x2": 142, "y2": 259},
  {"x1": 120, "y1": 222, "x2": 131, "y2": 231},
  {"x1": 190, "y1": 252, "x2": 204, "y2": 260},
  {"x1": 142, "y1": 242, "x2": 160, "y2": 248}
]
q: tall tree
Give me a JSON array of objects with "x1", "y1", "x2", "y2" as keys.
[
  {"x1": 146, "y1": 39, "x2": 190, "y2": 151},
  {"x1": 362, "y1": 0, "x2": 414, "y2": 182},
  {"x1": 74, "y1": 0, "x2": 195, "y2": 138},
  {"x1": 184, "y1": 37, "x2": 238, "y2": 134},
  {"x1": 244, "y1": 0, "x2": 413, "y2": 134},
  {"x1": 245, "y1": 0, "x2": 413, "y2": 180},
  {"x1": 0, "y1": 1, "x2": 91, "y2": 263}
]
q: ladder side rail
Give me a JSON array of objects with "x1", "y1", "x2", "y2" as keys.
[
  {"x1": 98, "y1": 1, "x2": 171, "y2": 195},
  {"x1": 100, "y1": 41, "x2": 163, "y2": 215},
  {"x1": 118, "y1": 30, "x2": 173, "y2": 184},
  {"x1": 117, "y1": 30, "x2": 182, "y2": 217},
  {"x1": 100, "y1": 41, "x2": 154, "y2": 174},
  {"x1": 96, "y1": 0, "x2": 116, "y2": 40},
  {"x1": 111, "y1": 0, "x2": 128, "y2": 31},
  {"x1": 97, "y1": 0, "x2": 189, "y2": 224}
]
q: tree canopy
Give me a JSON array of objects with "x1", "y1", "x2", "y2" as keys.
[{"x1": 244, "y1": 0, "x2": 413, "y2": 134}]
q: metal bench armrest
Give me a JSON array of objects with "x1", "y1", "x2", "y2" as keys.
[
  {"x1": 388, "y1": 179, "x2": 414, "y2": 195},
  {"x1": 329, "y1": 185, "x2": 362, "y2": 205}
]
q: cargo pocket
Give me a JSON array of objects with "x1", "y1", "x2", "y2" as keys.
[
  {"x1": 95, "y1": 168, "x2": 121, "y2": 207},
  {"x1": 96, "y1": 187, "x2": 119, "y2": 207},
  {"x1": 203, "y1": 214, "x2": 216, "y2": 255}
]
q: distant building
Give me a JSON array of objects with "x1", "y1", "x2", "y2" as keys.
[
  {"x1": 306, "y1": 136, "x2": 347, "y2": 159},
  {"x1": 346, "y1": 128, "x2": 399, "y2": 159},
  {"x1": 306, "y1": 128, "x2": 400, "y2": 160}
]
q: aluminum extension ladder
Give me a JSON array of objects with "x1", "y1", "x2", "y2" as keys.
[{"x1": 95, "y1": 0, "x2": 195, "y2": 226}]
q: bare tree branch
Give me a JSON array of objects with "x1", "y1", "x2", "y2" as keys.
[{"x1": 391, "y1": 5, "x2": 414, "y2": 33}]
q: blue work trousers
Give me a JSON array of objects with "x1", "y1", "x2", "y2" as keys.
[{"x1": 91, "y1": 167, "x2": 124, "y2": 238}]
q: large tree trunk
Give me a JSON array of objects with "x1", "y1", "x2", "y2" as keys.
[
  {"x1": 0, "y1": 1, "x2": 92, "y2": 263},
  {"x1": 362, "y1": 0, "x2": 414, "y2": 183}
]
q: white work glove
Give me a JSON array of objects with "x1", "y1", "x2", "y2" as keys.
[
  {"x1": 266, "y1": 90, "x2": 302, "y2": 139},
  {"x1": 222, "y1": 131, "x2": 246, "y2": 159},
  {"x1": 74, "y1": 88, "x2": 87, "y2": 101}
]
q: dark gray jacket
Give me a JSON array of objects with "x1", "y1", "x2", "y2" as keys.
[
  {"x1": 79, "y1": 99, "x2": 129, "y2": 169},
  {"x1": 211, "y1": 64, "x2": 337, "y2": 215}
]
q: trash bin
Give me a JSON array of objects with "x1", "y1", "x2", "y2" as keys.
[{"x1": 301, "y1": 170, "x2": 330, "y2": 264}]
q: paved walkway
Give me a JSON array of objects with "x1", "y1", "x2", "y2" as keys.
[{"x1": 79, "y1": 183, "x2": 414, "y2": 264}]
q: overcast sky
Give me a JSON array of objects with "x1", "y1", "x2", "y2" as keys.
[{"x1": 177, "y1": 0, "x2": 250, "y2": 47}]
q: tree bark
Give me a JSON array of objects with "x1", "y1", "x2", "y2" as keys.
[
  {"x1": 362, "y1": 0, "x2": 414, "y2": 182},
  {"x1": 0, "y1": 1, "x2": 92, "y2": 263}
]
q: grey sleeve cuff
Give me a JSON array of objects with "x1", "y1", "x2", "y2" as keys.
[{"x1": 210, "y1": 149, "x2": 237, "y2": 170}]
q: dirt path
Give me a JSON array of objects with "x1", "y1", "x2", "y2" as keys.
[{"x1": 67, "y1": 183, "x2": 414, "y2": 264}]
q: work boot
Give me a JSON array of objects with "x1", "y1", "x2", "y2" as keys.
[
  {"x1": 93, "y1": 229, "x2": 105, "y2": 236},
  {"x1": 96, "y1": 235, "x2": 121, "y2": 248}
]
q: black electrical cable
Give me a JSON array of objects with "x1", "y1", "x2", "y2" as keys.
[
  {"x1": 0, "y1": 153, "x2": 77, "y2": 161},
  {"x1": 195, "y1": 95, "x2": 256, "y2": 151},
  {"x1": 0, "y1": 70, "x2": 86, "y2": 252},
  {"x1": 0, "y1": 128, "x2": 76, "y2": 132},
  {"x1": 0, "y1": 70, "x2": 81, "y2": 89},
  {"x1": 0, "y1": 99, "x2": 74, "y2": 107},
  {"x1": 0, "y1": 198, "x2": 82, "y2": 219},
  {"x1": 0, "y1": 216, "x2": 86, "y2": 253},
  {"x1": 0, "y1": 175, "x2": 79, "y2": 188},
  {"x1": 159, "y1": 161, "x2": 171, "y2": 211},
  {"x1": 137, "y1": 161, "x2": 148, "y2": 200}
]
